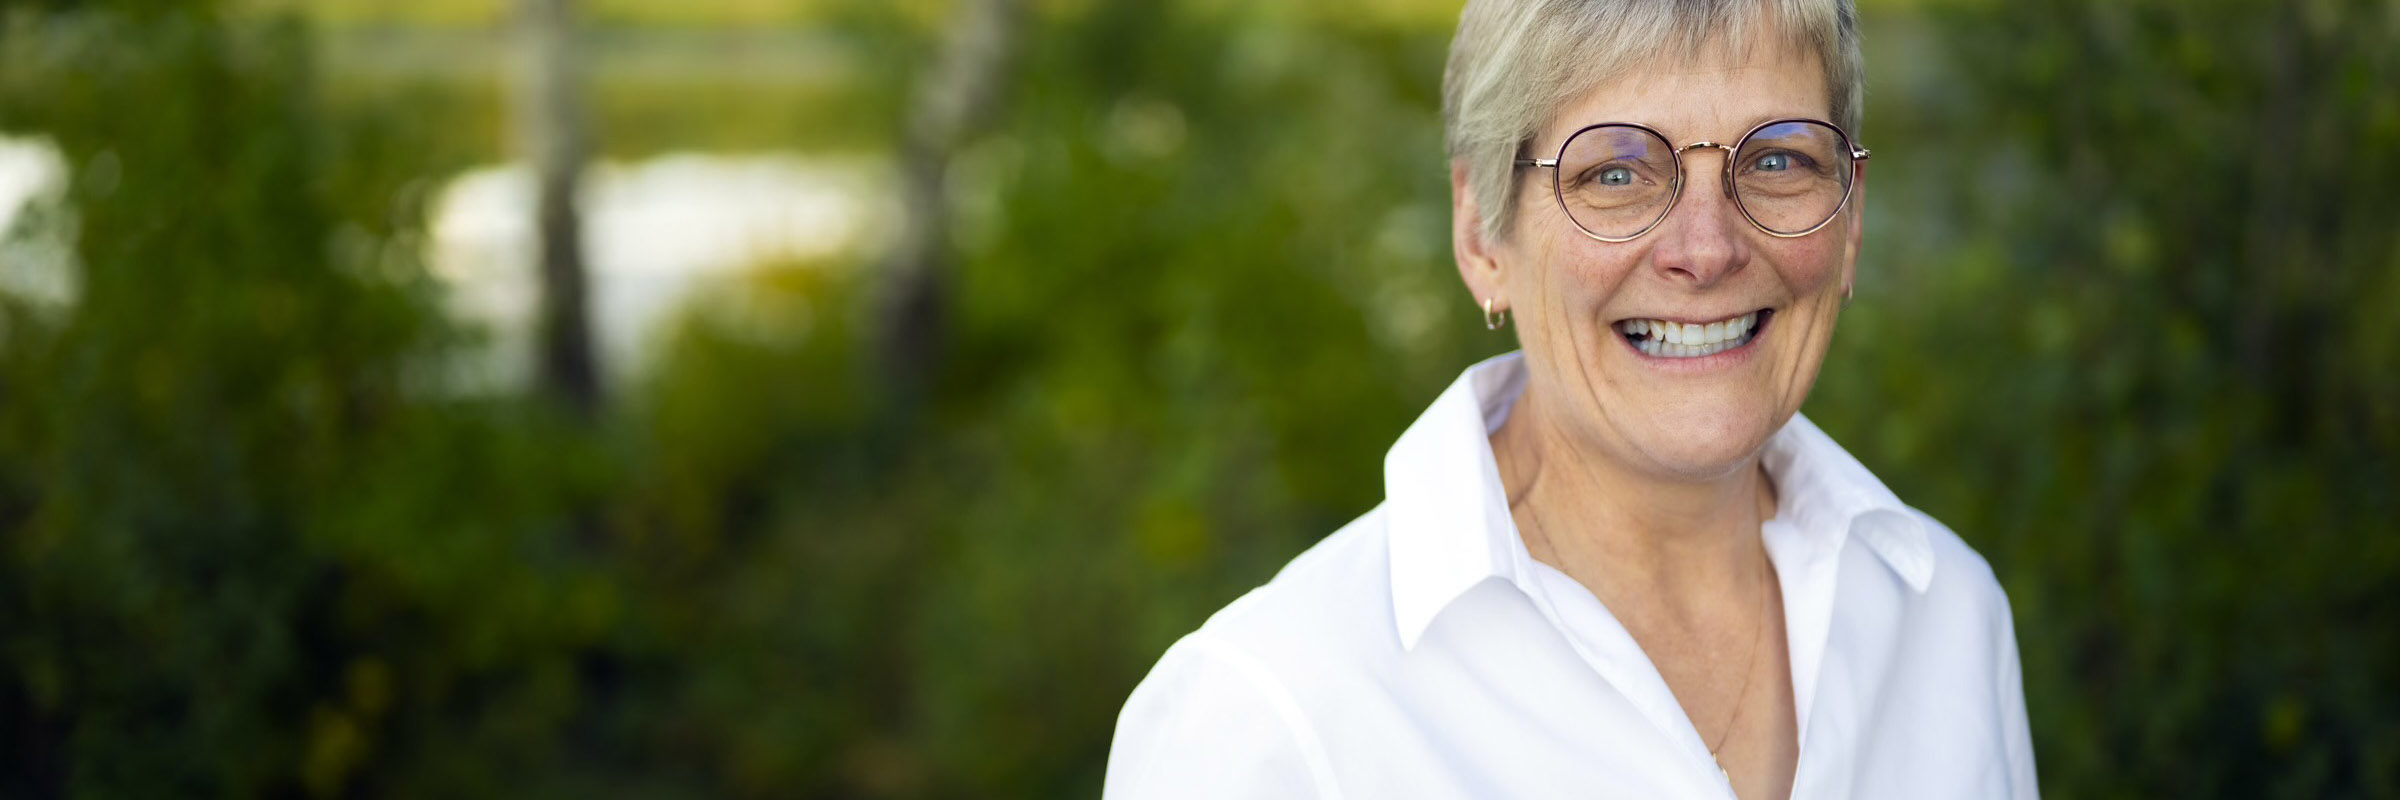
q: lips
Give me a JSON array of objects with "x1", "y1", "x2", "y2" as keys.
[{"x1": 1613, "y1": 309, "x2": 1772, "y2": 358}]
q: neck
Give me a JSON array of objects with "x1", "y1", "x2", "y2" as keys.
[{"x1": 1491, "y1": 387, "x2": 1778, "y2": 593}]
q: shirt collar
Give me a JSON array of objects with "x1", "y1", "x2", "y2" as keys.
[
  {"x1": 1384, "y1": 352, "x2": 1934, "y2": 652},
  {"x1": 1756, "y1": 412, "x2": 1936, "y2": 593}
]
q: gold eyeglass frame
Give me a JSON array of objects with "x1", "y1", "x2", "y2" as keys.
[{"x1": 1513, "y1": 118, "x2": 1871, "y2": 242}]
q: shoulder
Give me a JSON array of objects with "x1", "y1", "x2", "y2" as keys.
[
  {"x1": 1886, "y1": 505, "x2": 2025, "y2": 675},
  {"x1": 1104, "y1": 506, "x2": 1400, "y2": 798},
  {"x1": 1204, "y1": 505, "x2": 1399, "y2": 650},
  {"x1": 1912, "y1": 507, "x2": 2015, "y2": 621},
  {"x1": 1888, "y1": 507, "x2": 2040, "y2": 795},
  {"x1": 1104, "y1": 629, "x2": 1341, "y2": 798},
  {"x1": 1179, "y1": 504, "x2": 1414, "y2": 701}
]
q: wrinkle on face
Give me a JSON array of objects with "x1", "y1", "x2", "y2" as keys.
[{"x1": 1489, "y1": 34, "x2": 1859, "y2": 485}]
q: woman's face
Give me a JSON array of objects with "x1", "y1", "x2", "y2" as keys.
[{"x1": 1461, "y1": 40, "x2": 1864, "y2": 482}]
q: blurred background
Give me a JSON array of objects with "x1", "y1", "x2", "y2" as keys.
[{"x1": 0, "y1": 0, "x2": 2394, "y2": 796}]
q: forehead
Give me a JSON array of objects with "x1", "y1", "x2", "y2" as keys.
[{"x1": 1540, "y1": 38, "x2": 1830, "y2": 148}]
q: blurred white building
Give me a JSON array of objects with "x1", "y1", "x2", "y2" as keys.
[
  {"x1": 427, "y1": 152, "x2": 892, "y2": 385},
  {"x1": 0, "y1": 134, "x2": 890, "y2": 385},
  {"x1": 0, "y1": 134, "x2": 76, "y2": 311}
]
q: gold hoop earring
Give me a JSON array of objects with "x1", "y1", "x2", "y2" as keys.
[{"x1": 1484, "y1": 297, "x2": 1509, "y2": 330}]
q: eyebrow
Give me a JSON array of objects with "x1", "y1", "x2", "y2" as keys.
[{"x1": 1544, "y1": 113, "x2": 1836, "y2": 148}]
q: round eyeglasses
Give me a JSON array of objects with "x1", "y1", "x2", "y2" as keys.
[{"x1": 1513, "y1": 118, "x2": 1870, "y2": 242}]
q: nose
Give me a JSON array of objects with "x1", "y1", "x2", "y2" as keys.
[{"x1": 1649, "y1": 144, "x2": 1750, "y2": 288}]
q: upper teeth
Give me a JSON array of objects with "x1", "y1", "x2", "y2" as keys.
[{"x1": 1615, "y1": 311, "x2": 1761, "y2": 357}]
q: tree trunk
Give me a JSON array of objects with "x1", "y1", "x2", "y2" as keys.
[
  {"x1": 877, "y1": 0, "x2": 1021, "y2": 411},
  {"x1": 518, "y1": 0, "x2": 600, "y2": 415}
]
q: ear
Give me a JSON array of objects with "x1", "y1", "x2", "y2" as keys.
[
  {"x1": 1451, "y1": 160, "x2": 1509, "y2": 311},
  {"x1": 1841, "y1": 160, "x2": 1868, "y2": 296}
]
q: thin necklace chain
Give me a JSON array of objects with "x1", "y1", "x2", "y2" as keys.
[
  {"x1": 1519, "y1": 493, "x2": 1771, "y2": 774},
  {"x1": 1710, "y1": 547, "x2": 1770, "y2": 762}
]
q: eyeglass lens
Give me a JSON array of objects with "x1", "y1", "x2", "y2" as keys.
[{"x1": 1554, "y1": 121, "x2": 1855, "y2": 240}]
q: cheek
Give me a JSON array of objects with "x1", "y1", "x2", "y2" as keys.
[
  {"x1": 1768, "y1": 236, "x2": 1847, "y2": 292},
  {"x1": 1523, "y1": 236, "x2": 1641, "y2": 310},
  {"x1": 1502, "y1": 238, "x2": 1638, "y2": 371}
]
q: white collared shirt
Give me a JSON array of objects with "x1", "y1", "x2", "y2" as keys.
[{"x1": 1104, "y1": 352, "x2": 2037, "y2": 799}]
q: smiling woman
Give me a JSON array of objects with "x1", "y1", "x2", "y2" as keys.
[{"x1": 1102, "y1": 1, "x2": 2035, "y2": 799}]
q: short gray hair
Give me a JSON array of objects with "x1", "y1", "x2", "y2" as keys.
[{"x1": 1442, "y1": 0, "x2": 1864, "y2": 244}]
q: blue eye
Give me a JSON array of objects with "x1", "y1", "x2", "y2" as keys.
[
  {"x1": 1754, "y1": 152, "x2": 1791, "y2": 172},
  {"x1": 1597, "y1": 166, "x2": 1634, "y2": 186}
]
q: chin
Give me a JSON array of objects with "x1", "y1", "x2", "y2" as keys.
[{"x1": 1619, "y1": 407, "x2": 1785, "y2": 481}]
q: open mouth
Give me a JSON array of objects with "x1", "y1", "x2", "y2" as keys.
[{"x1": 1613, "y1": 309, "x2": 1773, "y2": 358}]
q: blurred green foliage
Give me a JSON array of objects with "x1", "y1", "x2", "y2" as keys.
[
  {"x1": 0, "y1": 0, "x2": 2393, "y2": 797},
  {"x1": 1808, "y1": 1, "x2": 2400, "y2": 795}
]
